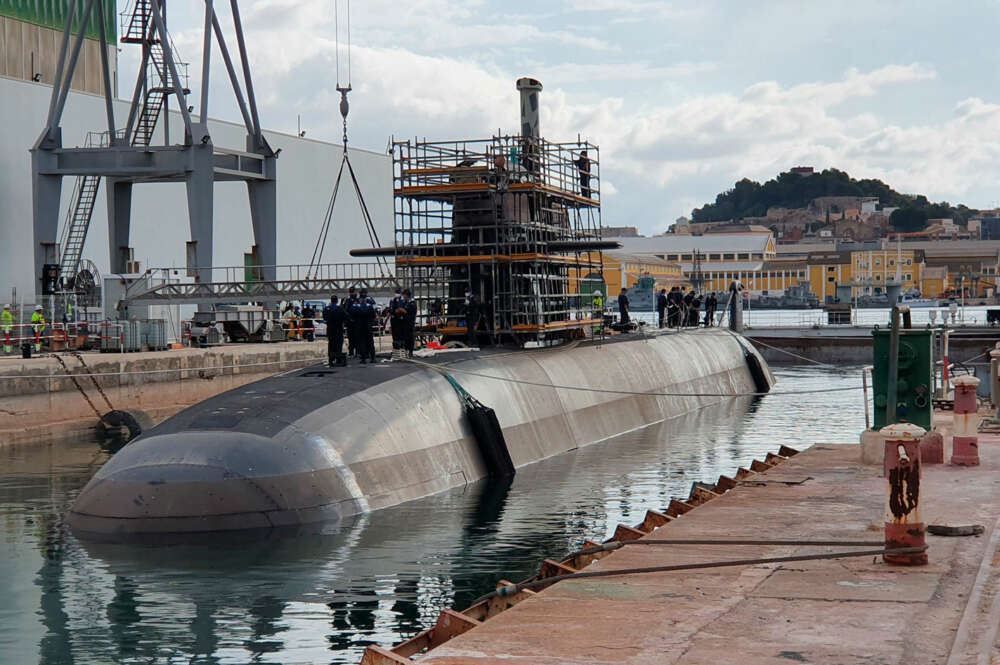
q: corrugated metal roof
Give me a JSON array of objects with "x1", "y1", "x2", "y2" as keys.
[
  {"x1": 603, "y1": 251, "x2": 680, "y2": 267},
  {"x1": 616, "y1": 233, "x2": 771, "y2": 254}
]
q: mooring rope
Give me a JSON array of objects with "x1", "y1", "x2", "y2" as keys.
[{"x1": 472, "y1": 546, "x2": 927, "y2": 605}]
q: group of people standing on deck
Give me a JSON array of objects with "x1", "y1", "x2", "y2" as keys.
[
  {"x1": 320, "y1": 286, "x2": 382, "y2": 367},
  {"x1": 655, "y1": 287, "x2": 718, "y2": 328}
]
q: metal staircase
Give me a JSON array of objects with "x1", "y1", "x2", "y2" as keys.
[
  {"x1": 57, "y1": 0, "x2": 173, "y2": 286},
  {"x1": 57, "y1": 132, "x2": 108, "y2": 285},
  {"x1": 132, "y1": 50, "x2": 167, "y2": 147}
]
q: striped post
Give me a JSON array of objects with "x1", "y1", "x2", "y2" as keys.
[
  {"x1": 951, "y1": 375, "x2": 981, "y2": 466},
  {"x1": 881, "y1": 422, "x2": 928, "y2": 566}
]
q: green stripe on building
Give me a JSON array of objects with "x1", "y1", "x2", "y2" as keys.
[{"x1": 0, "y1": 0, "x2": 117, "y2": 45}]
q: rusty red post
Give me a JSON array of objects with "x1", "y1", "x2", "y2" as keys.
[
  {"x1": 881, "y1": 423, "x2": 928, "y2": 566},
  {"x1": 951, "y1": 375, "x2": 980, "y2": 466}
]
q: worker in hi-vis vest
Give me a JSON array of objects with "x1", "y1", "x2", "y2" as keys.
[
  {"x1": 592, "y1": 290, "x2": 604, "y2": 331},
  {"x1": 31, "y1": 306, "x2": 46, "y2": 352},
  {"x1": 2, "y1": 304, "x2": 13, "y2": 354}
]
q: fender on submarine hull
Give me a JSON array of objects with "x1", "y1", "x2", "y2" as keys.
[{"x1": 68, "y1": 329, "x2": 773, "y2": 535}]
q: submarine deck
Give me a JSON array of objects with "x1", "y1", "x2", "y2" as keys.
[{"x1": 153, "y1": 328, "x2": 728, "y2": 439}]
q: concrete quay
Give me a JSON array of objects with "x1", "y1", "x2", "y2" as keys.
[
  {"x1": 401, "y1": 442, "x2": 1000, "y2": 664},
  {"x1": 0, "y1": 341, "x2": 328, "y2": 445}
]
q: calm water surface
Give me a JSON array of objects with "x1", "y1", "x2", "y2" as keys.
[{"x1": 0, "y1": 365, "x2": 867, "y2": 664}]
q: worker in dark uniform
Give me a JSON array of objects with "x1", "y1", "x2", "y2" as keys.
[
  {"x1": 388, "y1": 288, "x2": 403, "y2": 351},
  {"x1": 689, "y1": 293, "x2": 702, "y2": 327},
  {"x1": 575, "y1": 150, "x2": 591, "y2": 199},
  {"x1": 682, "y1": 290, "x2": 694, "y2": 327},
  {"x1": 464, "y1": 286, "x2": 480, "y2": 347},
  {"x1": 667, "y1": 286, "x2": 683, "y2": 327},
  {"x1": 301, "y1": 303, "x2": 316, "y2": 342},
  {"x1": 345, "y1": 286, "x2": 359, "y2": 357},
  {"x1": 704, "y1": 292, "x2": 718, "y2": 327},
  {"x1": 618, "y1": 287, "x2": 630, "y2": 326},
  {"x1": 353, "y1": 288, "x2": 377, "y2": 364},
  {"x1": 322, "y1": 295, "x2": 347, "y2": 366},
  {"x1": 656, "y1": 288, "x2": 667, "y2": 328},
  {"x1": 402, "y1": 289, "x2": 417, "y2": 356}
]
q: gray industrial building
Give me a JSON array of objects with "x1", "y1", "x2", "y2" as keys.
[{"x1": 0, "y1": 3, "x2": 393, "y2": 304}]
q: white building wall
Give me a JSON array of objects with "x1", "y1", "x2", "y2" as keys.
[{"x1": 0, "y1": 74, "x2": 393, "y2": 300}]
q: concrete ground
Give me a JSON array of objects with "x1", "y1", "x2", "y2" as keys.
[{"x1": 416, "y1": 441, "x2": 1000, "y2": 664}]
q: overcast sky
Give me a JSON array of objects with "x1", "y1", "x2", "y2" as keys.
[{"x1": 126, "y1": 0, "x2": 1000, "y2": 235}]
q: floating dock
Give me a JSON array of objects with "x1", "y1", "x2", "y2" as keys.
[{"x1": 364, "y1": 424, "x2": 1000, "y2": 663}]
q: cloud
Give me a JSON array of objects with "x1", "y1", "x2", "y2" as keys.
[{"x1": 130, "y1": 0, "x2": 997, "y2": 235}]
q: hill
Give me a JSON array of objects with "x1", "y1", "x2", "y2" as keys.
[{"x1": 690, "y1": 168, "x2": 976, "y2": 230}]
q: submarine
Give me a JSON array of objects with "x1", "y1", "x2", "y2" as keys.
[{"x1": 67, "y1": 78, "x2": 774, "y2": 535}]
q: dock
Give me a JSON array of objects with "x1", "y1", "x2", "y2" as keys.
[{"x1": 370, "y1": 428, "x2": 1000, "y2": 663}]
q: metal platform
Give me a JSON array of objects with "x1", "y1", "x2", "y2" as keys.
[{"x1": 122, "y1": 262, "x2": 398, "y2": 305}]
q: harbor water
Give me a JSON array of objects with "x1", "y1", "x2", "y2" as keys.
[{"x1": 1, "y1": 364, "x2": 866, "y2": 664}]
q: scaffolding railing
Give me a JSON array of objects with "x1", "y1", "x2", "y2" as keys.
[{"x1": 392, "y1": 134, "x2": 604, "y2": 340}]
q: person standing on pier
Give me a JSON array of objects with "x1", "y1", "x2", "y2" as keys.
[
  {"x1": 323, "y1": 296, "x2": 347, "y2": 367},
  {"x1": 618, "y1": 287, "x2": 630, "y2": 326},
  {"x1": 31, "y1": 306, "x2": 46, "y2": 351},
  {"x1": 656, "y1": 289, "x2": 668, "y2": 328},
  {"x1": 2, "y1": 304, "x2": 13, "y2": 354}
]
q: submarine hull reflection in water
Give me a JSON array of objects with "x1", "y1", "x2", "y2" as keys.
[{"x1": 68, "y1": 329, "x2": 772, "y2": 535}]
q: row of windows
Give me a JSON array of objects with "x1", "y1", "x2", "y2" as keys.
[
  {"x1": 665, "y1": 252, "x2": 765, "y2": 261},
  {"x1": 860, "y1": 258, "x2": 914, "y2": 267},
  {"x1": 704, "y1": 270, "x2": 807, "y2": 281}
]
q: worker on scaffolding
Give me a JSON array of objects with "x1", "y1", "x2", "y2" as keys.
[
  {"x1": 575, "y1": 150, "x2": 591, "y2": 199},
  {"x1": 2, "y1": 304, "x2": 13, "y2": 354},
  {"x1": 31, "y1": 306, "x2": 46, "y2": 352}
]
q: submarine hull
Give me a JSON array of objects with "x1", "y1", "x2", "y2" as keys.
[{"x1": 68, "y1": 329, "x2": 772, "y2": 535}]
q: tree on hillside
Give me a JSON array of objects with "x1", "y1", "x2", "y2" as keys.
[
  {"x1": 890, "y1": 208, "x2": 928, "y2": 233},
  {"x1": 690, "y1": 168, "x2": 976, "y2": 226}
]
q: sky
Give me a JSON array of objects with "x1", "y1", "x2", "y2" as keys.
[{"x1": 121, "y1": 0, "x2": 1000, "y2": 235}]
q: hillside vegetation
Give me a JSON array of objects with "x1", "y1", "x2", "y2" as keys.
[{"x1": 691, "y1": 168, "x2": 975, "y2": 230}]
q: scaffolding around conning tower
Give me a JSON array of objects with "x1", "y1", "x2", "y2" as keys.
[{"x1": 391, "y1": 129, "x2": 607, "y2": 343}]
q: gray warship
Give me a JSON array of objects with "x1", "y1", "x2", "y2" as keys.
[{"x1": 68, "y1": 79, "x2": 773, "y2": 535}]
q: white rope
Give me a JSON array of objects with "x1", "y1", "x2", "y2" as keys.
[
  {"x1": 405, "y1": 357, "x2": 860, "y2": 398},
  {"x1": 745, "y1": 336, "x2": 836, "y2": 367}
]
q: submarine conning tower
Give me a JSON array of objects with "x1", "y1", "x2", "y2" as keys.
[{"x1": 356, "y1": 77, "x2": 619, "y2": 345}]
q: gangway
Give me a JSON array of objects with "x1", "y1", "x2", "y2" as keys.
[{"x1": 121, "y1": 263, "x2": 398, "y2": 306}]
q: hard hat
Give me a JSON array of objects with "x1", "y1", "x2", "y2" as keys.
[
  {"x1": 593, "y1": 290, "x2": 601, "y2": 296},
  {"x1": 35, "y1": 305, "x2": 43, "y2": 310},
  {"x1": 2, "y1": 304, "x2": 8, "y2": 309}
]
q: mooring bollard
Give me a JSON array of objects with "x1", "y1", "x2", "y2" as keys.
[
  {"x1": 990, "y1": 343, "x2": 1000, "y2": 414},
  {"x1": 881, "y1": 423, "x2": 928, "y2": 566},
  {"x1": 951, "y1": 375, "x2": 981, "y2": 466},
  {"x1": 920, "y1": 429, "x2": 944, "y2": 464}
]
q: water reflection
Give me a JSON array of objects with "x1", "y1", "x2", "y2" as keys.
[{"x1": 0, "y1": 365, "x2": 866, "y2": 664}]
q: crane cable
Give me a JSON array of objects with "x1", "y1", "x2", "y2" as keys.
[{"x1": 308, "y1": 0, "x2": 390, "y2": 280}]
